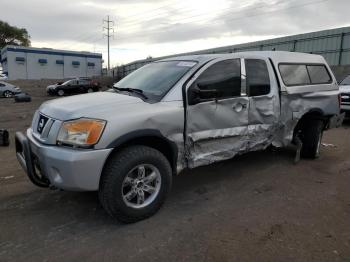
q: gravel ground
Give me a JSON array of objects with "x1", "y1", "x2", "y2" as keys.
[{"x1": 0, "y1": 84, "x2": 350, "y2": 262}]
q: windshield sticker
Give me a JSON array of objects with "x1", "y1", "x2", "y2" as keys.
[{"x1": 177, "y1": 61, "x2": 196, "y2": 67}]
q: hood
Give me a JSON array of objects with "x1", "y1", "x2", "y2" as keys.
[
  {"x1": 47, "y1": 84, "x2": 58, "y2": 89},
  {"x1": 2, "y1": 82, "x2": 16, "y2": 88},
  {"x1": 339, "y1": 85, "x2": 350, "y2": 93},
  {"x1": 40, "y1": 91, "x2": 144, "y2": 121}
]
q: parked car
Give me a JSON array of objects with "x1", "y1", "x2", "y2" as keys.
[
  {"x1": 16, "y1": 51, "x2": 344, "y2": 223},
  {"x1": 339, "y1": 75, "x2": 350, "y2": 116},
  {"x1": 46, "y1": 79, "x2": 100, "y2": 96},
  {"x1": 0, "y1": 73, "x2": 8, "y2": 80},
  {"x1": 0, "y1": 81, "x2": 22, "y2": 98},
  {"x1": 14, "y1": 93, "x2": 31, "y2": 103}
]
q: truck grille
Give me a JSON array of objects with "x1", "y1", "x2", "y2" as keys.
[{"x1": 32, "y1": 113, "x2": 55, "y2": 139}]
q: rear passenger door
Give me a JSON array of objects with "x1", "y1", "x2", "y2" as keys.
[
  {"x1": 78, "y1": 80, "x2": 88, "y2": 93},
  {"x1": 245, "y1": 58, "x2": 280, "y2": 150}
]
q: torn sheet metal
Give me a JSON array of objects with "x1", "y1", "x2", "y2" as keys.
[
  {"x1": 272, "y1": 90, "x2": 340, "y2": 147},
  {"x1": 185, "y1": 89, "x2": 340, "y2": 169},
  {"x1": 185, "y1": 96, "x2": 249, "y2": 168}
]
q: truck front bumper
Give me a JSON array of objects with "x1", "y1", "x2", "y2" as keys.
[{"x1": 15, "y1": 130, "x2": 112, "y2": 191}]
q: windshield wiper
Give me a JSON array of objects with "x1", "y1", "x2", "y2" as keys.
[{"x1": 113, "y1": 86, "x2": 148, "y2": 100}]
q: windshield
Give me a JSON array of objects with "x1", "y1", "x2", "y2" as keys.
[
  {"x1": 114, "y1": 60, "x2": 197, "y2": 100},
  {"x1": 62, "y1": 80, "x2": 72, "y2": 85},
  {"x1": 340, "y1": 76, "x2": 350, "y2": 85}
]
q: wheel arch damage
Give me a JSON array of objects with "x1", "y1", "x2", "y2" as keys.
[
  {"x1": 272, "y1": 91, "x2": 339, "y2": 148},
  {"x1": 105, "y1": 129, "x2": 179, "y2": 176}
]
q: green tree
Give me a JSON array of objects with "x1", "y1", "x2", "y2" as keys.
[{"x1": 0, "y1": 20, "x2": 30, "y2": 49}]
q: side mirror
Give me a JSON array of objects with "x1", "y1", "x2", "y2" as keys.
[{"x1": 188, "y1": 83, "x2": 219, "y2": 105}]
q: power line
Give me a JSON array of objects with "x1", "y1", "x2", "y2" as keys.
[{"x1": 103, "y1": 15, "x2": 115, "y2": 70}]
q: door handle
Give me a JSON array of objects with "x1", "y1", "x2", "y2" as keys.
[{"x1": 233, "y1": 102, "x2": 247, "y2": 112}]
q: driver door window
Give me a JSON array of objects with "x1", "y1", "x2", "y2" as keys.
[{"x1": 190, "y1": 59, "x2": 241, "y2": 102}]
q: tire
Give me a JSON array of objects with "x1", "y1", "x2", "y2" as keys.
[
  {"x1": 57, "y1": 89, "x2": 65, "y2": 96},
  {"x1": 99, "y1": 145, "x2": 172, "y2": 223},
  {"x1": 87, "y1": 88, "x2": 94, "y2": 93},
  {"x1": 3, "y1": 90, "x2": 13, "y2": 98},
  {"x1": 300, "y1": 119, "x2": 324, "y2": 159},
  {"x1": 14, "y1": 93, "x2": 31, "y2": 103}
]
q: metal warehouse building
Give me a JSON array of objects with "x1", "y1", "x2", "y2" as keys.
[
  {"x1": 116, "y1": 26, "x2": 350, "y2": 79},
  {"x1": 0, "y1": 46, "x2": 102, "y2": 80}
]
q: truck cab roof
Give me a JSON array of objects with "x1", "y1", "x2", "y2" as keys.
[{"x1": 158, "y1": 51, "x2": 327, "y2": 65}]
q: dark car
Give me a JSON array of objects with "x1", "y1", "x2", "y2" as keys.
[{"x1": 46, "y1": 79, "x2": 100, "y2": 96}]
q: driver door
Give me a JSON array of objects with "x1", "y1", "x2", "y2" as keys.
[
  {"x1": 185, "y1": 58, "x2": 249, "y2": 168},
  {"x1": 66, "y1": 80, "x2": 79, "y2": 94}
]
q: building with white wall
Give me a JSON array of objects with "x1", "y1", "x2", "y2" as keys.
[{"x1": 0, "y1": 45, "x2": 102, "y2": 80}]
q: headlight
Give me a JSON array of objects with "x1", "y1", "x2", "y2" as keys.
[{"x1": 57, "y1": 118, "x2": 106, "y2": 147}]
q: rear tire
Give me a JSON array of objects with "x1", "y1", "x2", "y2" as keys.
[
  {"x1": 99, "y1": 145, "x2": 172, "y2": 223},
  {"x1": 300, "y1": 119, "x2": 324, "y2": 159}
]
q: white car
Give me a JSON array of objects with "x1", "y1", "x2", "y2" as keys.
[
  {"x1": 0, "y1": 81, "x2": 22, "y2": 98},
  {"x1": 0, "y1": 74, "x2": 8, "y2": 80},
  {"x1": 339, "y1": 75, "x2": 350, "y2": 116}
]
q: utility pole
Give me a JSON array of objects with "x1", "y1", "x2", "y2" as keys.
[{"x1": 103, "y1": 15, "x2": 114, "y2": 71}]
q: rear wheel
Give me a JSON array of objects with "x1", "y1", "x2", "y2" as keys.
[
  {"x1": 99, "y1": 145, "x2": 172, "y2": 223},
  {"x1": 3, "y1": 90, "x2": 13, "y2": 98},
  {"x1": 300, "y1": 119, "x2": 324, "y2": 159}
]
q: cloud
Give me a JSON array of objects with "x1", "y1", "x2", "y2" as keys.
[{"x1": 1, "y1": 0, "x2": 349, "y2": 65}]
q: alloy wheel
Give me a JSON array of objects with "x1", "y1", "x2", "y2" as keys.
[{"x1": 121, "y1": 164, "x2": 161, "y2": 209}]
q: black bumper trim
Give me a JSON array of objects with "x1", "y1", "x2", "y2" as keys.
[{"x1": 15, "y1": 131, "x2": 50, "y2": 188}]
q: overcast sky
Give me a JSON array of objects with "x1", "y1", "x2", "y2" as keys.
[{"x1": 1, "y1": 0, "x2": 350, "y2": 67}]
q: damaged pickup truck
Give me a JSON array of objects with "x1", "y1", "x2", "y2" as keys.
[{"x1": 15, "y1": 51, "x2": 344, "y2": 223}]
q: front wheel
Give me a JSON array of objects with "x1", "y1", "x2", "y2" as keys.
[
  {"x1": 300, "y1": 119, "x2": 324, "y2": 159},
  {"x1": 57, "y1": 89, "x2": 65, "y2": 96},
  {"x1": 3, "y1": 90, "x2": 13, "y2": 98},
  {"x1": 99, "y1": 145, "x2": 172, "y2": 223}
]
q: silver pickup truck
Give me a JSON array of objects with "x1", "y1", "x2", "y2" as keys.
[{"x1": 15, "y1": 51, "x2": 343, "y2": 223}]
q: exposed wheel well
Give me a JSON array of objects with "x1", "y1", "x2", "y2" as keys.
[
  {"x1": 107, "y1": 135, "x2": 178, "y2": 175},
  {"x1": 293, "y1": 110, "x2": 327, "y2": 142}
]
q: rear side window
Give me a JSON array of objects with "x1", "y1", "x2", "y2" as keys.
[
  {"x1": 279, "y1": 64, "x2": 332, "y2": 86},
  {"x1": 79, "y1": 80, "x2": 89, "y2": 85},
  {"x1": 245, "y1": 59, "x2": 270, "y2": 96},
  {"x1": 279, "y1": 65, "x2": 310, "y2": 86},
  {"x1": 307, "y1": 65, "x2": 331, "y2": 84},
  {"x1": 193, "y1": 59, "x2": 241, "y2": 99}
]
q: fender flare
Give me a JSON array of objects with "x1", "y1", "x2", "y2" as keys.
[{"x1": 106, "y1": 129, "x2": 178, "y2": 173}]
